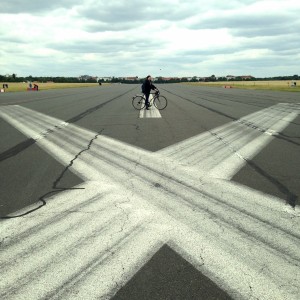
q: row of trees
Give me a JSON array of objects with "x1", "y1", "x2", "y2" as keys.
[
  {"x1": 0, "y1": 75, "x2": 97, "y2": 83},
  {"x1": 109, "y1": 77, "x2": 189, "y2": 84},
  {"x1": 192, "y1": 74, "x2": 299, "y2": 82},
  {"x1": 1, "y1": 74, "x2": 299, "y2": 84},
  {"x1": 111, "y1": 75, "x2": 299, "y2": 83}
]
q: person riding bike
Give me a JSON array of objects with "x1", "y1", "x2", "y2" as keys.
[{"x1": 143, "y1": 75, "x2": 158, "y2": 110}]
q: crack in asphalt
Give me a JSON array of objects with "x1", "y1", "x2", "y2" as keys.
[
  {"x1": 0, "y1": 131, "x2": 102, "y2": 219},
  {"x1": 0, "y1": 87, "x2": 137, "y2": 218}
]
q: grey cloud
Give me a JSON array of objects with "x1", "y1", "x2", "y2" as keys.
[
  {"x1": 189, "y1": 12, "x2": 300, "y2": 37},
  {"x1": 0, "y1": 36, "x2": 27, "y2": 44},
  {"x1": 176, "y1": 36, "x2": 300, "y2": 64},
  {"x1": 180, "y1": 48, "x2": 240, "y2": 57},
  {"x1": 86, "y1": 22, "x2": 138, "y2": 33},
  {"x1": 2, "y1": 0, "x2": 299, "y2": 78},
  {"x1": 47, "y1": 37, "x2": 165, "y2": 54},
  {"x1": 151, "y1": 39, "x2": 300, "y2": 75},
  {"x1": 1, "y1": 0, "x2": 79, "y2": 14},
  {"x1": 230, "y1": 20, "x2": 300, "y2": 38},
  {"x1": 249, "y1": 36, "x2": 300, "y2": 53},
  {"x1": 220, "y1": 55, "x2": 298, "y2": 74},
  {"x1": 77, "y1": 0, "x2": 194, "y2": 32}
]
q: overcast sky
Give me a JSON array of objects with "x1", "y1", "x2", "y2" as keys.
[{"x1": 1, "y1": 0, "x2": 299, "y2": 78}]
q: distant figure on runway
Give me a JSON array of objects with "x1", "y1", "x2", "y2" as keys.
[
  {"x1": 33, "y1": 83, "x2": 39, "y2": 91},
  {"x1": 143, "y1": 75, "x2": 158, "y2": 110}
]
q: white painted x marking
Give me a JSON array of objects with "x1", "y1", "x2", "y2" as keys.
[{"x1": 0, "y1": 103, "x2": 299, "y2": 299}]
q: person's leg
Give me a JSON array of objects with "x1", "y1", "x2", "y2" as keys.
[{"x1": 145, "y1": 93, "x2": 150, "y2": 108}]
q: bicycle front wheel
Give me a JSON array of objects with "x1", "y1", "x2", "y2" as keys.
[
  {"x1": 132, "y1": 96, "x2": 145, "y2": 110},
  {"x1": 154, "y1": 95, "x2": 167, "y2": 110}
]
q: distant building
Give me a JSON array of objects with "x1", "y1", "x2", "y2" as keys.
[
  {"x1": 79, "y1": 75, "x2": 98, "y2": 81},
  {"x1": 240, "y1": 75, "x2": 255, "y2": 80},
  {"x1": 161, "y1": 77, "x2": 179, "y2": 81},
  {"x1": 98, "y1": 77, "x2": 112, "y2": 81},
  {"x1": 124, "y1": 76, "x2": 138, "y2": 81},
  {"x1": 226, "y1": 75, "x2": 255, "y2": 80},
  {"x1": 226, "y1": 75, "x2": 236, "y2": 80}
]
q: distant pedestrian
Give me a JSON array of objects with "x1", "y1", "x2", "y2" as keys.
[
  {"x1": 33, "y1": 83, "x2": 39, "y2": 90},
  {"x1": 143, "y1": 75, "x2": 158, "y2": 110}
]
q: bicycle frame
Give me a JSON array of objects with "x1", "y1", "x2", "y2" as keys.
[{"x1": 132, "y1": 91, "x2": 167, "y2": 110}]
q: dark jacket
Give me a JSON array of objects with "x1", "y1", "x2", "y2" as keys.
[{"x1": 144, "y1": 79, "x2": 156, "y2": 94}]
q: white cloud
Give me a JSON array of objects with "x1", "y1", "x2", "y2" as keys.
[{"x1": 1, "y1": 0, "x2": 300, "y2": 77}]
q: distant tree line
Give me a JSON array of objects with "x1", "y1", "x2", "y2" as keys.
[
  {"x1": 111, "y1": 74, "x2": 299, "y2": 83},
  {"x1": 1, "y1": 74, "x2": 299, "y2": 84},
  {"x1": 0, "y1": 74, "x2": 97, "y2": 83},
  {"x1": 193, "y1": 74, "x2": 299, "y2": 82},
  {"x1": 226, "y1": 75, "x2": 299, "y2": 82},
  {"x1": 108, "y1": 77, "x2": 190, "y2": 84}
]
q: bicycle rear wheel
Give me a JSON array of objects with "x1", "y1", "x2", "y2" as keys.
[
  {"x1": 154, "y1": 95, "x2": 167, "y2": 110},
  {"x1": 132, "y1": 96, "x2": 145, "y2": 110}
]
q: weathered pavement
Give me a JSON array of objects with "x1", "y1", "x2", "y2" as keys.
[{"x1": 0, "y1": 101, "x2": 299, "y2": 299}]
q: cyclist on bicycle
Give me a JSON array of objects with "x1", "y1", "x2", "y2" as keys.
[{"x1": 143, "y1": 75, "x2": 158, "y2": 110}]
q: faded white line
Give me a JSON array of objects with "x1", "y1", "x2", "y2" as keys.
[
  {"x1": 158, "y1": 103, "x2": 299, "y2": 179},
  {"x1": 139, "y1": 94, "x2": 162, "y2": 118}
]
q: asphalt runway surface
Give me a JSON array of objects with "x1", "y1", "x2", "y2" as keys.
[{"x1": 0, "y1": 84, "x2": 299, "y2": 299}]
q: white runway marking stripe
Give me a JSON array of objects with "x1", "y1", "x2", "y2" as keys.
[
  {"x1": 158, "y1": 103, "x2": 300, "y2": 179},
  {"x1": 139, "y1": 94, "x2": 162, "y2": 118},
  {"x1": 0, "y1": 104, "x2": 299, "y2": 300}
]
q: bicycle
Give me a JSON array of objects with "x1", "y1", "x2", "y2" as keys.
[{"x1": 132, "y1": 90, "x2": 167, "y2": 110}]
